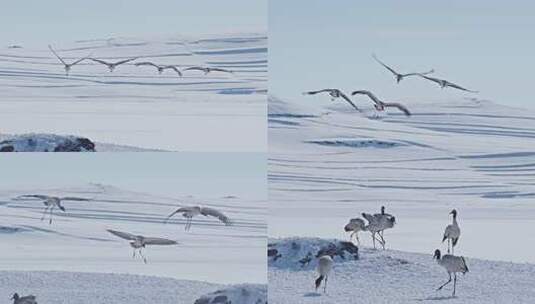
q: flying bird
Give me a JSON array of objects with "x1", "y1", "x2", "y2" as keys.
[
  {"x1": 434, "y1": 249, "x2": 469, "y2": 297},
  {"x1": 303, "y1": 89, "x2": 361, "y2": 112},
  {"x1": 106, "y1": 229, "x2": 177, "y2": 264},
  {"x1": 183, "y1": 66, "x2": 233, "y2": 74},
  {"x1": 419, "y1": 75, "x2": 479, "y2": 93},
  {"x1": 315, "y1": 255, "x2": 333, "y2": 293},
  {"x1": 16, "y1": 194, "x2": 90, "y2": 224},
  {"x1": 442, "y1": 209, "x2": 461, "y2": 254},
  {"x1": 165, "y1": 206, "x2": 232, "y2": 231},
  {"x1": 373, "y1": 54, "x2": 434, "y2": 83},
  {"x1": 48, "y1": 45, "x2": 91, "y2": 76},
  {"x1": 351, "y1": 90, "x2": 411, "y2": 116},
  {"x1": 11, "y1": 293, "x2": 37, "y2": 304},
  {"x1": 88, "y1": 57, "x2": 138, "y2": 72}
]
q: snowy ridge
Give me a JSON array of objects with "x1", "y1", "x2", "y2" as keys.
[
  {"x1": 268, "y1": 237, "x2": 535, "y2": 304},
  {"x1": 0, "y1": 270, "x2": 221, "y2": 304},
  {"x1": 0, "y1": 33, "x2": 267, "y2": 151},
  {"x1": 194, "y1": 284, "x2": 267, "y2": 304}
]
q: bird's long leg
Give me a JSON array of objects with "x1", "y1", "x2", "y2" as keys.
[
  {"x1": 356, "y1": 233, "x2": 360, "y2": 246},
  {"x1": 437, "y1": 273, "x2": 452, "y2": 291},
  {"x1": 378, "y1": 232, "x2": 386, "y2": 249},
  {"x1": 49, "y1": 206, "x2": 55, "y2": 224},
  {"x1": 132, "y1": 249, "x2": 136, "y2": 259},
  {"x1": 447, "y1": 239, "x2": 451, "y2": 254},
  {"x1": 324, "y1": 275, "x2": 328, "y2": 293},
  {"x1": 453, "y1": 273, "x2": 457, "y2": 296},
  {"x1": 139, "y1": 249, "x2": 147, "y2": 264},
  {"x1": 372, "y1": 232, "x2": 376, "y2": 249},
  {"x1": 41, "y1": 206, "x2": 50, "y2": 221}
]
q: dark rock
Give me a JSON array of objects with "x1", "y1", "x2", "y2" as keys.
[
  {"x1": 53, "y1": 137, "x2": 95, "y2": 152},
  {"x1": 0, "y1": 145, "x2": 14, "y2": 152}
]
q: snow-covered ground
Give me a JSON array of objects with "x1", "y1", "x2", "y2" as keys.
[
  {"x1": 268, "y1": 238, "x2": 535, "y2": 304},
  {"x1": 0, "y1": 184, "x2": 266, "y2": 285},
  {"x1": 268, "y1": 96, "x2": 535, "y2": 302},
  {"x1": 0, "y1": 33, "x2": 266, "y2": 151}
]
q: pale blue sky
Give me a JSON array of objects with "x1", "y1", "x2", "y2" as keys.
[
  {"x1": 0, "y1": 0, "x2": 266, "y2": 46},
  {"x1": 0, "y1": 153, "x2": 266, "y2": 199},
  {"x1": 270, "y1": 0, "x2": 535, "y2": 109}
]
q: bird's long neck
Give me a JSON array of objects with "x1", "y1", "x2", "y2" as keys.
[{"x1": 452, "y1": 214, "x2": 458, "y2": 226}]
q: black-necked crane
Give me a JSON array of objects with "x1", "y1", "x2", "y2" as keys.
[
  {"x1": 106, "y1": 229, "x2": 178, "y2": 264},
  {"x1": 48, "y1": 45, "x2": 91, "y2": 76},
  {"x1": 315, "y1": 255, "x2": 333, "y2": 293},
  {"x1": 434, "y1": 249, "x2": 469, "y2": 297},
  {"x1": 165, "y1": 206, "x2": 232, "y2": 231},
  {"x1": 442, "y1": 209, "x2": 461, "y2": 254},
  {"x1": 362, "y1": 210, "x2": 396, "y2": 249},
  {"x1": 344, "y1": 217, "x2": 366, "y2": 245},
  {"x1": 16, "y1": 194, "x2": 90, "y2": 224},
  {"x1": 373, "y1": 54, "x2": 434, "y2": 83}
]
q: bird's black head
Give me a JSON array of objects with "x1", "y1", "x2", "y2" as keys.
[
  {"x1": 433, "y1": 249, "x2": 441, "y2": 260},
  {"x1": 381, "y1": 206, "x2": 385, "y2": 214},
  {"x1": 390, "y1": 216, "x2": 396, "y2": 225},
  {"x1": 450, "y1": 209, "x2": 457, "y2": 218},
  {"x1": 59, "y1": 206, "x2": 66, "y2": 212},
  {"x1": 396, "y1": 75, "x2": 402, "y2": 83},
  {"x1": 11, "y1": 293, "x2": 19, "y2": 300}
]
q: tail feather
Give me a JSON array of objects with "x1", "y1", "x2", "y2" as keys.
[
  {"x1": 461, "y1": 256, "x2": 469, "y2": 273},
  {"x1": 452, "y1": 237, "x2": 459, "y2": 246},
  {"x1": 442, "y1": 234, "x2": 447, "y2": 242}
]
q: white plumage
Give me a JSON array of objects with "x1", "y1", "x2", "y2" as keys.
[
  {"x1": 344, "y1": 217, "x2": 367, "y2": 245},
  {"x1": 362, "y1": 206, "x2": 396, "y2": 249},
  {"x1": 442, "y1": 209, "x2": 461, "y2": 254},
  {"x1": 315, "y1": 255, "x2": 333, "y2": 293},
  {"x1": 106, "y1": 229, "x2": 178, "y2": 264},
  {"x1": 434, "y1": 249, "x2": 469, "y2": 296},
  {"x1": 165, "y1": 205, "x2": 232, "y2": 231}
]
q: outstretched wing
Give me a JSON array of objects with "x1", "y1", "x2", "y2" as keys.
[
  {"x1": 338, "y1": 92, "x2": 361, "y2": 112},
  {"x1": 16, "y1": 194, "x2": 52, "y2": 200},
  {"x1": 372, "y1": 54, "x2": 399, "y2": 76},
  {"x1": 383, "y1": 102, "x2": 411, "y2": 116},
  {"x1": 162, "y1": 65, "x2": 183, "y2": 76},
  {"x1": 88, "y1": 58, "x2": 109, "y2": 65},
  {"x1": 135, "y1": 62, "x2": 159, "y2": 68},
  {"x1": 403, "y1": 69, "x2": 434, "y2": 77},
  {"x1": 419, "y1": 75, "x2": 442, "y2": 85},
  {"x1": 115, "y1": 57, "x2": 138, "y2": 65},
  {"x1": 211, "y1": 67, "x2": 233, "y2": 73},
  {"x1": 302, "y1": 89, "x2": 334, "y2": 95},
  {"x1": 200, "y1": 207, "x2": 232, "y2": 225},
  {"x1": 164, "y1": 207, "x2": 189, "y2": 222},
  {"x1": 446, "y1": 82, "x2": 478, "y2": 93},
  {"x1": 71, "y1": 53, "x2": 92, "y2": 65},
  {"x1": 48, "y1": 45, "x2": 66, "y2": 65},
  {"x1": 143, "y1": 237, "x2": 178, "y2": 246},
  {"x1": 60, "y1": 196, "x2": 91, "y2": 201},
  {"x1": 107, "y1": 229, "x2": 137, "y2": 241},
  {"x1": 184, "y1": 66, "x2": 205, "y2": 71}
]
